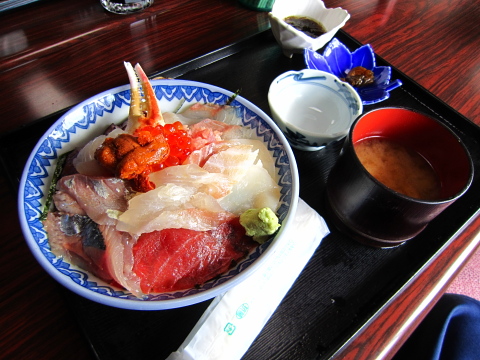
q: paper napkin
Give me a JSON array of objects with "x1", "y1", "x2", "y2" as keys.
[{"x1": 166, "y1": 198, "x2": 329, "y2": 360}]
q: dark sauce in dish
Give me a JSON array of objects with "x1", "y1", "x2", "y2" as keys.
[{"x1": 284, "y1": 16, "x2": 327, "y2": 38}]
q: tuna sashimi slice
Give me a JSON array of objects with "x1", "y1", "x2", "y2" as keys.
[{"x1": 132, "y1": 218, "x2": 257, "y2": 293}]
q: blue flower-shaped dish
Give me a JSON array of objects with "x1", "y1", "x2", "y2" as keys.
[{"x1": 304, "y1": 38, "x2": 402, "y2": 105}]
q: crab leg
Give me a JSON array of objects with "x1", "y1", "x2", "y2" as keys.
[{"x1": 124, "y1": 62, "x2": 164, "y2": 133}]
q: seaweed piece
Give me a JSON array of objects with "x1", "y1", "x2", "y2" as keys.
[
  {"x1": 173, "y1": 98, "x2": 186, "y2": 113},
  {"x1": 226, "y1": 88, "x2": 242, "y2": 105},
  {"x1": 40, "y1": 151, "x2": 72, "y2": 221}
]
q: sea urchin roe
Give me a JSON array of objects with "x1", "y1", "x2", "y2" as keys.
[
  {"x1": 95, "y1": 133, "x2": 169, "y2": 180},
  {"x1": 354, "y1": 137, "x2": 441, "y2": 200},
  {"x1": 343, "y1": 67, "x2": 375, "y2": 87},
  {"x1": 284, "y1": 16, "x2": 327, "y2": 38},
  {"x1": 95, "y1": 121, "x2": 193, "y2": 192}
]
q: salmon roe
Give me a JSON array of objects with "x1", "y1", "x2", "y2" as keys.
[{"x1": 135, "y1": 121, "x2": 192, "y2": 172}]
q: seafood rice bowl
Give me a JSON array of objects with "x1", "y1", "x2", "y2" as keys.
[{"x1": 18, "y1": 64, "x2": 299, "y2": 310}]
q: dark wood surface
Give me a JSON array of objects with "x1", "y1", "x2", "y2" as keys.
[{"x1": 1, "y1": 0, "x2": 479, "y2": 359}]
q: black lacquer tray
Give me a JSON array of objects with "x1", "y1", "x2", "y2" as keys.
[{"x1": 2, "y1": 30, "x2": 480, "y2": 360}]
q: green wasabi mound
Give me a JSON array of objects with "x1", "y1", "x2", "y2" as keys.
[{"x1": 239, "y1": 207, "x2": 281, "y2": 244}]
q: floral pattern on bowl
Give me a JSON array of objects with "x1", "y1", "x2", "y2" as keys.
[{"x1": 304, "y1": 38, "x2": 402, "y2": 105}]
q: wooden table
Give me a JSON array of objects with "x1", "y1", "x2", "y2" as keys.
[{"x1": 1, "y1": 0, "x2": 479, "y2": 359}]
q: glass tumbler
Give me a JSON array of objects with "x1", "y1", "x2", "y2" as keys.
[{"x1": 101, "y1": 0, "x2": 153, "y2": 14}]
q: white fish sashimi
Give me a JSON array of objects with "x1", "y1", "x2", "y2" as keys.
[
  {"x1": 117, "y1": 184, "x2": 194, "y2": 232},
  {"x1": 183, "y1": 143, "x2": 217, "y2": 167},
  {"x1": 74, "y1": 135, "x2": 109, "y2": 176},
  {"x1": 149, "y1": 164, "x2": 235, "y2": 199},
  {"x1": 189, "y1": 119, "x2": 235, "y2": 134},
  {"x1": 180, "y1": 103, "x2": 242, "y2": 125},
  {"x1": 188, "y1": 119, "x2": 235, "y2": 150},
  {"x1": 184, "y1": 142, "x2": 245, "y2": 167},
  {"x1": 73, "y1": 128, "x2": 126, "y2": 176},
  {"x1": 202, "y1": 144, "x2": 259, "y2": 182},
  {"x1": 183, "y1": 139, "x2": 277, "y2": 181},
  {"x1": 188, "y1": 118, "x2": 255, "y2": 140},
  {"x1": 101, "y1": 225, "x2": 143, "y2": 297},
  {"x1": 178, "y1": 103, "x2": 221, "y2": 120},
  {"x1": 116, "y1": 183, "x2": 234, "y2": 235},
  {"x1": 218, "y1": 139, "x2": 277, "y2": 180},
  {"x1": 219, "y1": 164, "x2": 281, "y2": 215},
  {"x1": 188, "y1": 118, "x2": 257, "y2": 151},
  {"x1": 163, "y1": 112, "x2": 199, "y2": 126},
  {"x1": 164, "y1": 103, "x2": 242, "y2": 126},
  {"x1": 221, "y1": 125, "x2": 256, "y2": 141},
  {"x1": 135, "y1": 207, "x2": 235, "y2": 235},
  {"x1": 215, "y1": 107, "x2": 244, "y2": 126}
]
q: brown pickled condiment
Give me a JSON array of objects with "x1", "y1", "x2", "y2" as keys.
[
  {"x1": 354, "y1": 137, "x2": 442, "y2": 200},
  {"x1": 344, "y1": 67, "x2": 375, "y2": 87},
  {"x1": 284, "y1": 16, "x2": 327, "y2": 38}
]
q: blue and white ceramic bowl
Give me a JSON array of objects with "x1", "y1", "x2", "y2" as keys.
[
  {"x1": 18, "y1": 79, "x2": 299, "y2": 310},
  {"x1": 268, "y1": 69, "x2": 363, "y2": 151},
  {"x1": 304, "y1": 38, "x2": 402, "y2": 105}
]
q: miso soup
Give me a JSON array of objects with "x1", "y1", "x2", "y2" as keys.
[{"x1": 354, "y1": 137, "x2": 441, "y2": 200}]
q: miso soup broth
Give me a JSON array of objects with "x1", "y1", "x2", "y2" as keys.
[{"x1": 354, "y1": 137, "x2": 441, "y2": 200}]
